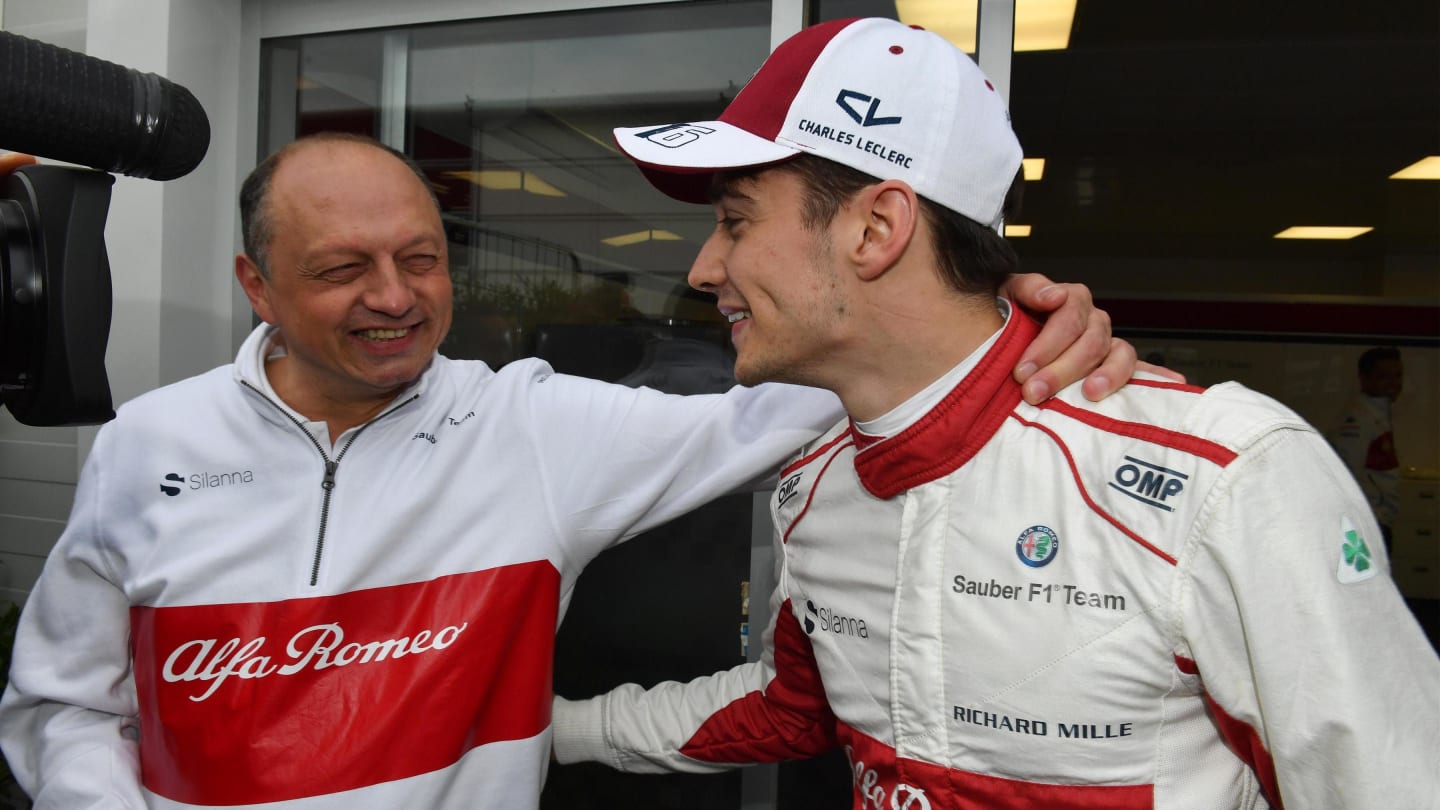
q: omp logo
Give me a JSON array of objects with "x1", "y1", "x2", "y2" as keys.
[
  {"x1": 1110, "y1": 456, "x2": 1188, "y2": 512},
  {"x1": 777, "y1": 472, "x2": 803, "y2": 508},
  {"x1": 835, "y1": 90, "x2": 902, "y2": 127},
  {"x1": 633, "y1": 123, "x2": 717, "y2": 149},
  {"x1": 160, "y1": 470, "x2": 256, "y2": 497},
  {"x1": 161, "y1": 473, "x2": 184, "y2": 497},
  {"x1": 803, "y1": 599, "x2": 869, "y2": 638}
]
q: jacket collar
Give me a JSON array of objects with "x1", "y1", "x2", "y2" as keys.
[
  {"x1": 851, "y1": 310, "x2": 1038, "y2": 499},
  {"x1": 231, "y1": 323, "x2": 433, "y2": 429}
]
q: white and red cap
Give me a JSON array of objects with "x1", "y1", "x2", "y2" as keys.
[{"x1": 613, "y1": 17, "x2": 1023, "y2": 229}]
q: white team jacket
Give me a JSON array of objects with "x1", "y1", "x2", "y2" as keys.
[
  {"x1": 554, "y1": 312, "x2": 1440, "y2": 809},
  {"x1": 0, "y1": 324, "x2": 840, "y2": 809}
]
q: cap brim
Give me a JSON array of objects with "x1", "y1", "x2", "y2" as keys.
[{"x1": 613, "y1": 121, "x2": 800, "y2": 204}]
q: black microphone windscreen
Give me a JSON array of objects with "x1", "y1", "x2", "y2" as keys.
[{"x1": 0, "y1": 30, "x2": 210, "y2": 181}]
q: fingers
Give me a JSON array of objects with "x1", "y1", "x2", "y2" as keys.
[
  {"x1": 1013, "y1": 281, "x2": 1109, "y2": 403},
  {"x1": 1135, "y1": 360, "x2": 1187, "y2": 384},
  {"x1": 1079, "y1": 338, "x2": 1139, "y2": 401},
  {"x1": 1020, "y1": 318, "x2": 1112, "y2": 403},
  {"x1": 0, "y1": 152, "x2": 38, "y2": 175},
  {"x1": 1001, "y1": 272, "x2": 1068, "y2": 315}
]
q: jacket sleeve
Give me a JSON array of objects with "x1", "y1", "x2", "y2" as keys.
[
  {"x1": 1177, "y1": 424, "x2": 1440, "y2": 809},
  {"x1": 524, "y1": 373, "x2": 843, "y2": 564},
  {"x1": 552, "y1": 569, "x2": 839, "y2": 773},
  {"x1": 0, "y1": 429, "x2": 148, "y2": 808}
]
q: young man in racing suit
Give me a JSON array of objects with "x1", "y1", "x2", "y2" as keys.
[
  {"x1": 0, "y1": 135, "x2": 1127, "y2": 809},
  {"x1": 551, "y1": 18, "x2": 1440, "y2": 809}
]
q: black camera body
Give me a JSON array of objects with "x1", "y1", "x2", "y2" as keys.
[{"x1": 0, "y1": 165, "x2": 116, "y2": 426}]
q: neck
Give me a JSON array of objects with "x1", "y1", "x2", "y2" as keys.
[
  {"x1": 830, "y1": 294, "x2": 1005, "y2": 422},
  {"x1": 265, "y1": 356, "x2": 403, "y2": 443}
]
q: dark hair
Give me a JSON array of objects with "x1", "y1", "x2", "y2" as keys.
[
  {"x1": 238, "y1": 132, "x2": 438, "y2": 277},
  {"x1": 721, "y1": 154, "x2": 1021, "y2": 296},
  {"x1": 1358, "y1": 346, "x2": 1401, "y2": 374}
]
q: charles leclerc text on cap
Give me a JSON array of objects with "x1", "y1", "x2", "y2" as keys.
[{"x1": 612, "y1": 17, "x2": 1023, "y2": 229}]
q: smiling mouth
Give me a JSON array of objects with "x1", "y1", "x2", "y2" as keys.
[
  {"x1": 357, "y1": 327, "x2": 410, "y2": 341},
  {"x1": 726, "y1": 311, "x2": 750, "y2": 324}
]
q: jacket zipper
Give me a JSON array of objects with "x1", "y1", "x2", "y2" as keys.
[{"x1": 241, "y1": 381, "x2": 420, "y2": 585}]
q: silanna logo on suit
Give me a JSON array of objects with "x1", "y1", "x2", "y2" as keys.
[
  {"x1": 160, "y1": 470, "x2": 256, "y2": 497},
  {"x1": 803, "y1": 599, "x2": 869, "y2": 638}
]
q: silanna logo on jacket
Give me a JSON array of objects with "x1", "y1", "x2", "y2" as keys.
[
  {"x1": 159, "y1": 469, "x2": 256, "y2": 497},
  {"x1": 128, "y1": 561, "x2": 560, "y2": 806},
  {"x1": 803, "y1": 599, "x2": 869, "y2": 639}
]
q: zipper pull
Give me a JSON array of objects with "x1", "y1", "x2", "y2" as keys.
[{"x1": 322, "y1": 460, "x2": 339, "y2": 491}]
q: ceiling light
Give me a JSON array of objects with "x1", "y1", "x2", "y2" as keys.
[
  {"x1": 1022, "y1": 158, "x2": 1045, "y2": 181},
  {"x1": 602, "y1": 229, "x2": 683, "y2": 247},
  {"x1": 1390, "y1": 156, "x2": 1440, "y2": 180},
  {"x1": 443, "y1": 170, "x2": 568, "y2": 198},
  {"x1": 1016, "y1": 0, "x2": 1077, "y2": 51},
  {"x1": 895, "y1": 0, "x2": 978, "y2": 51},
  {"x1": 446, "y1": 170, "x2": 518, "y2": 190},
  {"x1": 895, "y1": 0, "x2": 1076, "y2": 53},
  {"x1": 1273, "y1": 226, "x2": 1373, "y2": 240},
  {"x1": 521, "y1": 174, "x2": 567, "y2": 197},
  {"x1": 1005, "y1": 224, "x2": 1032, "y2": 237}
]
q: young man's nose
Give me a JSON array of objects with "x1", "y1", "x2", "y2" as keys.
[{"x1": 687, "y1": 232, "x2": 728, "y2": 293}]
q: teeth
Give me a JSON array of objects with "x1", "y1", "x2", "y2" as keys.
[
  {"x1": 360, "y1": 328, "x2": 409, "y2": 340},
  {"x1": 727, "y1": 311, "x2": 750, "y2": 324}
]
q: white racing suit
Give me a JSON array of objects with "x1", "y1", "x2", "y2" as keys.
[
  {"x1": 554, "y1": 312, "x2": 1440, "y2": 809},
  {"x1": 0, "y1": 324, "x2": 841, "y2": 809}
]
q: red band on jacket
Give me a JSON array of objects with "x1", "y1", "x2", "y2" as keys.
[
  {"x1": 1126, "y1": 377, "x2": 1206, "y2": 394},
  {"x1": 780, "y1": 428, "x2": 855, "y2": 480},
  {"x1": 1040, "y1": 398, "x2": 1238, "y2": 468},
  {"x1": 1177, "y1": 656, "x2": 1285, "y2": 809},
  {"x1": 131, "y1": 562, "x2": 559, "y2": 805},
  {"x1": 680, "y1": 599, "x2": 839, "y2": 762}
]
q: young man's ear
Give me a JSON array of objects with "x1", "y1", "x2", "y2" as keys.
[
  {"x1": 235, "y1": 254, "x2": 277, "y2": 324},
  {"x1": 850, "y1": 180, "x2": 919, "y2": 281}
]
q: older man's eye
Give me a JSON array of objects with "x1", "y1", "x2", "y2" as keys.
[
  {"x1": 403, "y1": 254, "x2": 440, "y2": 272},
  {"x1": 320, "y1": 263, "x2": 363, "y2": 281}
]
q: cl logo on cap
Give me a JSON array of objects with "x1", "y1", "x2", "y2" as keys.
[
  {"x1": 835, "y1": 90, "x2": 902, "y2": 127},
  {"x1": 634, "y1": 123, "x2": 718, "y2": 149}
]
